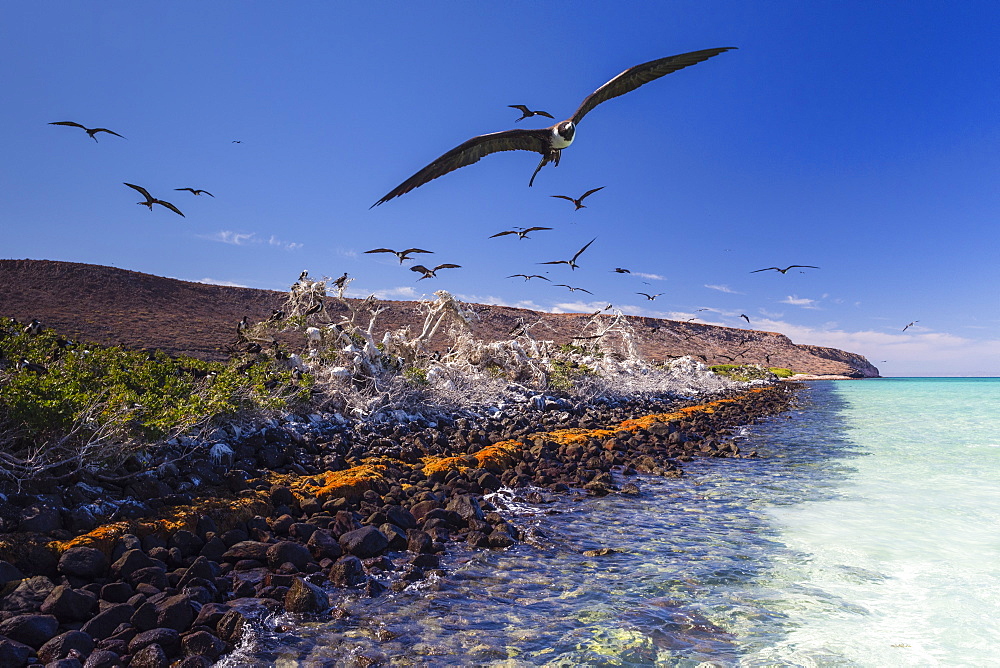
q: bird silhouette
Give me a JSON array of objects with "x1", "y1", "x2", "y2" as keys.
[
  {"x1": 364, "y1": 247, "x2": 433, "y2": 263},
  {"x1": 637, "y1": 292, "x2": 663, "y2": 301},
  {"x1": 49, "y1": 121, "x2": 125, "y2": 142},
  {"x1": 509, "y1": 105, "x2": 555, "y2": 122},
  {"x1": 373, "y1": 47, "x2": 734, "y2": 205},
  {"x1": 550, "y1": 186, "x2": 605, "y2": 210},
  {"x1": 507, "y1": 274, "x2": 550, "y2": 281},
  {"x1": 175, "y1": 188, "x2": 214, "y2": 197},
  {"x1": 333, "y1": 272, "x2": 349, "y2": 289},
  {"x1": 540, "y1": 237, "x2": 596, "y2": 271},
  {"x1": 123, "y1": 183, "x2": 185, "y2": 217},
  {"x1": 751, "y1": 265, "x2": 819, "y2": 274},
  {"x1": 613, "y1": 267, "x2": 631, "y2": 274},
  {"x1": 490, "y1": 226, "x2": 553, "y2": 240},
  {"x1": 902, "y1": 320, "x2": 919, "y2": 331},
  {"x1": 411, "y1": 264, "x2": 461, "y2": 280},
  {"x1": 554, "y1": 284, "x2": 593, "y2": 295},
  {"x1": 740, "y1": 314, "x2": 751, "y2": 324}
]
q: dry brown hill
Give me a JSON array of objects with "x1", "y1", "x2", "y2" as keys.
[{"x1": 0, "y1": 259, "x2": 879, "y2": 377}]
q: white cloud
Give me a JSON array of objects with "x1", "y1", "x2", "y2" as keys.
[
  {"x1": 705, "y1": 284, "x2": 742, "y2": 294},
  {"x1": 198, "y1": 230, "x2": 302, "y2": 250},
  {"x1": 634, "y1": 272, "x2": 666, "y2": 281},
  {"x1": 193, "y1": 277, "x2": 249, "y2": 287},
  {"x1": 781, "y1": 294, "x2": 819, "y2": 308}
]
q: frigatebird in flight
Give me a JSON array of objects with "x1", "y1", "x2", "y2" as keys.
[
  {"x1": 637, "y1": 292, "x2": 663, "y2": 301},
  {"x1": 613, "y1": 267, "x2": 631, "y2": 274},
  {"x1": 551, "y1": 186, "x2": 605, "y2": 210},
  {"x1": 902, "y1": 320, "x2": 919, "y2": 331},
  {"x1": 740, "y1": 314, "x2": 751, "y2": 324},
  {"x1": 490, "y1": 226, "x2": 553, "y2": 240},
  {"x1": 751, "y1": 265, "x2": 819, "y2": 274},
  {"x1": 124, "y1": 183, "x2": 185, "y2": 217},
  {"x1": 50, "y1": 121, "x2": 125, "y2": 142},
  {"x1": 509, "y1": 105, "x2": 555, "y2": 122},
  {"x1": 507, "y1": 274, "x2": 550, "y2": 281},
  {"x1": 373, "y1": 47, "x2": 735, "y2": 206},
  {"x1": 411, "y1": 263, "x2": 461, "y2": 280},
  {"x1": 175, "y1": 188, "x2": 215, "y2": 197},
  {"x1": 540, "y1": 237, "x2": 596, "y2": 271},
  {"x1": 365, "y1": 247, "x2": 433, "y2": 263},
  {"x1": 554, "y1": 284, "x2": 593, "y2": 295}
]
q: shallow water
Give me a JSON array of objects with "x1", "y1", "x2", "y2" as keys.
[{"x1": 225, "y1": 379, "x2": 1000, "y2": 666}]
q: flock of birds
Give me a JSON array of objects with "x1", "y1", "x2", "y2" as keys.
[{"x1": 45, "y1": 46, "x2": 919, "y2": 359}]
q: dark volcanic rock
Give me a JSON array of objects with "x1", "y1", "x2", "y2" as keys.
[
  {"x1": 82, "y1": 649, "x2": 120, "y2": 668},
  {"x1": 129, "y1": 628, "x2": 181, "y2": 657},
  {"x1": 283, "y1": 576, "x2": 329, "y2": 614},
  {"x1": 37, "y1": 630, "x2": 93, "y2": 663},
  {"x1": 0, "y1": 636, "x2": 34, "y2": 667},
  {"x1": 40, "y1": 585, "x2": 97, "y2": 621},
  {"x1": 58, "y1": 547, "x2": 108, "y2": 580},
  {"x1": 266, "y1": 541, "x2": 312, "y2": 571},
  {"x1": 339, "y1": 526, "x2": 388, "y2": 559},
  {"x1": 328, "y1": 556, "x2": 366, "y2": 587},
  {"x1": 221, "y1": 541, "x2": 271, "y2": 563},
  {"x1": 0, "y1": 613, "x2": 59, "y2": 648},
  {"x1": 180, "y1": 630, "x2": 226, "y2": 660},
  {"x1": 129, "y1": 641, "x2": 169, "y2": 667},
  {"x1": 111, "y1": 550, "x2": 156, "y2": 581},
  {"x1": 306, "y1": 530, "x2": 342, "y2": 561},
  {"x1": 1, "y1": 576, "x2": 55, "y2": 613},
  {"x1": 81, "y1": 603, "x2": 135, "y2": 640}
]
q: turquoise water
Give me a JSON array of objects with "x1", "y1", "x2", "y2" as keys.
[{"x1": 231, "y1": 379, "x2": 1000, "y2": 666}]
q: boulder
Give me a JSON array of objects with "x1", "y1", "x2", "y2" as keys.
[
  {"x1": 339, "y1": 526, "x2": 388, "y2": 559},
  {"x1": 0, "y1": 636, "x2": 34, "y2": 667},
  {"x1": 58, "y1": 547, "x2": 108, "y2": 580},
  {"x1": 283, "y1": 576, "x2": 329, "y2": 614},
  {"x1": 80, "y1": 603, "x2": 136, "y2": 640},
  {"x1": 0, "y1": 613, "x2": 59, "y2": 648},
  {"x1": 221, "y1": 541, "x2": 270, "y2": 563},
  {"x1": 129, "y1": 642, "x2": 168, "y2": 668},
  {"x1": 81, "y1": 649, "x2": 120, "y2": 668},
  {"x1": 266, "y1": 541, "x2": 312, "y2": 571},
  {"x1": 306, "y1": 530, "x2": 342, "y2": 560},
  {"x1": 446, "y1": 494, "x2": 485, "y2": 523},
  {"x1": 328, "y1": 556, "x2": 366, "y2": 588},
  {"x1": 37, "y1": 630, "x2": 93, "y2": 664},
  {"x1": 40, "y1": 585, "x2": 97, "y2": 621},
  {"x1": 0, "y1": 576, "x2": 55, "y2": 613},
  {"x1": 129, "y1": 628, "x2": 181, "y2": 657},
  {"x1": 110, "y1": 550, "x2": 156, "y2": 581},
  {"x1": 180, "y1": 630, "x2": 226, "y2": 660}
]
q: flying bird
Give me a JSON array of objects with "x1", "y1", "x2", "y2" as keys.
[
  {"x1": 490, "y1": 226, "x2": 553, "y2": 240},
  {"x1": 637, "y1": 292, "x2": 663, "y2": 301},
  {"x1": 175, "y1": 188, "x2": 215, "y2": 197},
  {"x1": 507, "y1": 274, "x2": 550, "y2": 281},
  {"x1": 613, "y1": 268, "x2": 631, "y2": 274},
  {"x1": 554, "y1": 284, "x2": 593, "y2": 295},
  {"x1": 123, "y1": 183, "x2": 185, "y2": 217},
  {"x1": 364, "y1": 247, "x2": 433, "y2": 264},
  {"x1": 373, "y1": 47, "x2": 735, "y2": 205},
  {"x1": 540, "y1": 237, "x2": 596, "y2": 271},
  {"x1": 550, "y1": 186, "x2": 605, "y2": 210},
  {"x1": 49, "y1": 121, "x2": 125, "y2": 142},
  {"x1": 902, "y1": 320, "x2": 919, "y2": 331},
  {"x1": 751, "y1": 265, "x2": 819, "y2": 274},
  {"x1": 410, "y1": 263, "x2": 461, "y2": 280},
  {"x1": 509, "y1": 105, "x2": 555, "y2": 122},
  {"x1": 740, "y1": 314, "x2": 751, "y2": 324}
]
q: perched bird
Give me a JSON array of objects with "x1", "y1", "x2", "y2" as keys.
[
  {"x1": 333, "y1": 272, "x2": 350, "y2": 289},
  {"x1": 550, "y1": 186, "x2": 605, "y2": 210},
  {"x1": 175, "y1": 188, "x2": 215, "y2": 197},
  {"x1": 509, "y1": 105, "x2": 555, "y2": 122},
  {"x1": 637, "y1": 292, "x2": 663, "y2": 301},
  {"x1": 554, "y1": 284, "x2": 593, "y2": 295},
  {"x1": 24, "y1": 319, "x2": 43, "y2": 336},
  {"x1": 751, "y1": 265, "x2": 819, "y2": 274},
  {"x1": 245, "y1": 342, "x2": 263, "y2": 354},
  {"x1": 490, "y1": 226, "x2": 553, "y2": 240},
  {"x1": 364, "y1": 247, "x2": 433, "y2": 264},
  {"x1": 49, "y1": 121, "x2": 125, "y2": 142},
  {"x1": 740, "y1": 314, "x2": 751, "y2": 324},
  {"x1": 18, "y1": 359, "x2": 47, "y2": 374},
  {"x1": 507, "y1": 274, "x2": 550, "y2": 281},
  {"x1": 903, "y1": 320, "x2": 919, "y2": 331},
  {"x1": 304, "y1": 301, "x2": 324, "y2": 316},
  {"x1": 613, "y1": 267, "x2": 631, "y2": 274},
  {"x1": 298, "y1": 270, "x2": 309, "y2": 281},
  {"x1": 266, "y1": 309, "x2": 286, "y2": 323},
  {"x1": 373, "y1": 47, "x2": 735, "y2": 205},
  {"x1": 540, "y1": 237, "x2": 596, "y2": 271},
  {"x1": 124, "y1": 183, "x2": 185, "y2": 217},
  {"x1": 411, "y1": 263, "x2": 461, "y2": 280},
  {"x1": 236, "y1": 316, "x2": 249, "y2": 338}
]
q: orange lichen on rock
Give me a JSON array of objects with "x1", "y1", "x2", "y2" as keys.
[
  {"x1": 292, "y1": 464, "x2": 389, "y2": 502},
  {"x1": 474, "y1": 439, "x2": 521, "y2": 470},
  {"x1": 422, "y1": 455, "x2": 469, "y2": 475}
]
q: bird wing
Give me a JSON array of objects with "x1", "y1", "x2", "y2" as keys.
[
  {"x1": 535, "y1": 110, "x2": 555, "y2": 119},
  {"x1": 49, "y1": 121, "x2": 86, "y2": 129},
  {"x1": 155, "y1": 200, "x2": 185, "y2": 217},
  {"x1": 554, "y1": 284, "x2": 572, "y2": 289},
  {"x1": 570, "y1": 47, "x2": 736, "y2": 124},
  {"x1": 124, "y1": 183, "x2": 153, "y2": 200},
  {"x1": 571, "y1": 237, "x2": 597, "y2": 263},
  {"x1": 550, "y1": 195, "x2": 576, "y2": 202},
  {"x1": 788, "y1": 265, "x2": 819, "y2": 270},
  {"x1": 175, "y1": 188, "x2": 196, "y2": 193},
  {"x1": 93, "y1": 128, "x2": 125, "y2": 138},
  {"x1": 540, "y1": 260, "x2": 569, "y2": 266},
  {"x1": 579, "y1": 186, "x2": 605, "y2": 201},
  {"x1": 637, "y1": 293, "x2": 652, "y2": 299},
  {"x1": 506, "y1": 274, "x2": 528, "y2": 279},
  {"x1": 750, "y1": 267, "x2": 780, "y2": 273},
  {"x1": 508, "y1": 105, "x2": 530, "y2": 113},
  {"x1": 372, "y1": 128, "x2": 552, "y2": 206},
  {"x1": 523, "y1": 226, "x2": 553, "y2": 233},
  {"x1": 409, "y1": 265, "x2": 430, "y2": 274},
  {"x1": 433, "y1": 264, "x2": 461, "y2": 270},
  {"x1": 201, "y1": 190, "x2": 215, "y2": 197},
  {"x1": 490, "y1": 231, "x2": 517, "y2": 238},
  {"x1": 577, "y1": 287, "x2": 594, "y2": 295},
  {"x1": 364, "y1": 248, "x2": 396, "y2": 254},
  {"x1": 401, "y1": 248, "x2": 432, "y2": 254}
]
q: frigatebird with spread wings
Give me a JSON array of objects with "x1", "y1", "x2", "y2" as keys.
[
  {"x1": 365, "y1": 248, "x2": 433, "y2": 264},
  {"x1": 551, "y1": 186, "x2": 605, "y2": 210},
  {"x1": 373, "y1": 47, "x2": 735, "y2": 205},
  {"x1": 540, "y1": 237, "x2": 596, "y2": 271},
  {"x1": 50, "y1": 121, "x2": 125, "y2": 142},
  {"x1": 124, "y1": 183, "x2": 184, "y2": 217}
]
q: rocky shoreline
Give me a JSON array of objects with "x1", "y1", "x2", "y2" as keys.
[{"x1": 0, "y1": 383, "x2": 796, "y2": 667}]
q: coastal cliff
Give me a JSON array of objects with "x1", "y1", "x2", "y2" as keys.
[{"x1": 0, "y1": 259, "x2": 878, "y2": 377}]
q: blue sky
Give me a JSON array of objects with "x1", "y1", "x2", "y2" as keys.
[{"x1": 3, "y1": 1, "x2": 998, "y2": 376}]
